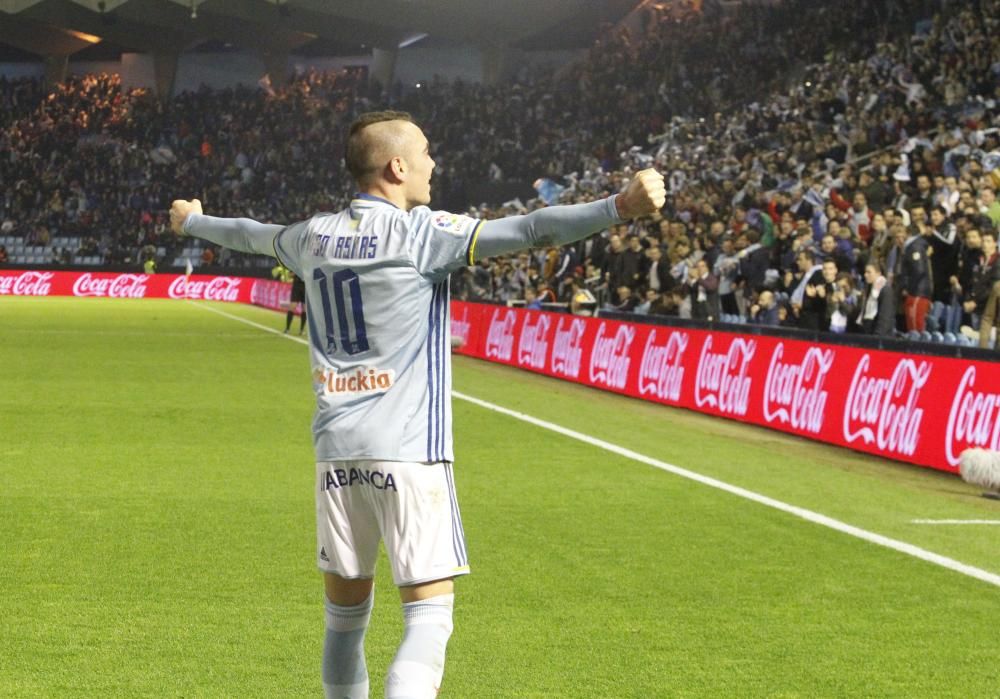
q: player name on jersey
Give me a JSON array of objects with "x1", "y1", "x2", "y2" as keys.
[{"x1": 311, "y1": 232, "x2": 380, "y2": 260}]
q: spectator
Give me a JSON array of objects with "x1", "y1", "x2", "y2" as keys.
[
  {"x1": 685, "y1": 258, "x2": 720, "y2": 321},
  {"x1": 965, "y1": 231, "x2": 1000, "y2": 328},
  {"x1": 868, "y1": 213, "x2": 894, "y2": 275},
  {"x1": 957, "y1": 228, "x2": 982, "y2": 319},
  {"x1": 790, "y1": 250, "x2": 825, "y2": 331},
  {"x1": 818, "y1": 234, "x2": 853, "y2": 278},
  {"x1": 831, "y1": 273, "x2": 861, "y2": 334},
  {"x1": 818, "y1": 259, "x2": 842, "y2": 332},
  {"x1": 634, "y1": 289, "x2": 658, "y2": 315},
  {"x1": 737, "y1": 229, "x2": 770, "y2": 297},
  {"x1": 643, "y1": 244, "x2": 673, "y2": 295},
  {"x1": 524, "y1": 286, "x2": 542, "y2": 310},
  {"x1": 669, "y1": 287, "x2": 691, "y2": 320},
  {"x1": 749, "y1": 289, "x2": 780, "y2": 326},
  {"x1": 713, "y1": 236, "x2": 740, "y2": 316},
  {"x1": 926, "y1": 205, "x2": 961, "y2": 333},
  {"x1": 606, "y1": 284, "x2": 639, "y2": 313},
  {"x1": 898, "y1": 223, "x2": 933, "y2": 332},
  {"x1": 621, "y1": 234, "x2": 645, "y2": 290},
  {"x1": 979, "y1": 187, "x2": 1000, "y2": 230},
  {"x1": 857, "y1": 262, "x2": 896, "y2": 336},
  {"x1": 603, "y1": 234, "x2": 626, "y2": 291}
]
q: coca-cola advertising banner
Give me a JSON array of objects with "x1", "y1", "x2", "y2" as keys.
[
  {"x1": 249, "y1": 278, "x2": 293, "y2": 313},
  {"x1": 450, "y1": 301, "x2": 1000, "y2": 474},
  {"x1": 0, "y1": 270, "x2": 290, "y2": 312}
]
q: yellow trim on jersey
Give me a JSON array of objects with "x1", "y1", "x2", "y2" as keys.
[
  {"x1": 466, "y1": 220, "x2": 485, "y2": 266},
  {"x1": 452, "y1": 565, "x2": 471, "y2": 573},
  {"x1": 272, "y1": 227, "x2": 290, "y2": 268}
]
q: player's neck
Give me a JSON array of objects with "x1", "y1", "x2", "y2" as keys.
[{"x1": 360, "y1": 185, "x2": 410, "y2": 211}]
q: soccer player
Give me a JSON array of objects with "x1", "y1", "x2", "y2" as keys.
[
  {"x1": 287, "y1": 273, "x2": 307, "y2": 335},
  {"x1": 272, "y1": 264, "x2": 307, "y2": 334},
  {"x1": 170, "y1": 110, "x2": 664, "y2": 699}
]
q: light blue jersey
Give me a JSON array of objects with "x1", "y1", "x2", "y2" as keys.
[
  {"x1": 184, "y1": 193, "x2": 622, "y2": 463},
  {"x1": 273, "y1": 194, "x2": 484, "y2": 463}
]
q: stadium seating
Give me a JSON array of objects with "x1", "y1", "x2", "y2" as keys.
[{"x1": 0, "y1": 0, "x2": 997, "y2": 348}]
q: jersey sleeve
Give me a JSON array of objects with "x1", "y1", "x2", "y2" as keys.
[
  {"x1": 405, "y1": 207, "x2": 484, "y2": 280},
  {"x1": 273, "y1": 220, "x2": 312, "y2": 280}
]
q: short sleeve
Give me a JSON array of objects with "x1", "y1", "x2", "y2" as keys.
[
  {"x1": 406, "y1": 207, "x2": 484, "y2": 279},
  {"x1": 273, "y1": 220, "x2": 312, "y2": 280}
]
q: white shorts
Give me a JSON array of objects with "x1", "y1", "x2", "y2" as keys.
[{"x1": 316, "y1": 460, "x2": 470, "y2": 586}]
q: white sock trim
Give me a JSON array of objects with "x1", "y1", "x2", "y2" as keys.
[{"x1": 325, "y1": 592, "x2": 374, "y2": 632}]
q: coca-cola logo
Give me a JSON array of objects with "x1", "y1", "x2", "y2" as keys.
[
  {"x1": 638, "y1": 329, "x2": 688, "y2": 402},
  {"x1": 550, "y1": 316, "x2": 586, "y2": 379},
  {"x1": 450, "y1": 307, "x2": 471, "y2": 348},
  {"x1": 694, "y1": 335, "x2": 755, "y2": 415},
  {"x1": 517, "y1": 313, "x2": 550, "y2": 370},
  {"x1": 945, "y1": 367, "x2": 1000, "y2": 466},
  {"x1": 168, "y1": 276, "x2": 242, "y2": 302},
  {"x1": 763, "y1": 344, "x2": 833, "y2": 434},
  {"x1": 485, "y1": 308, "x2": 517, "y2": 361},
  {"x1": 588, "y1": 322, "x2": 634, "y2": 390},
  {"x1": 250, "y1": 279, "x2": 290, "y2": 311},
  {"x1": 72, "y1": 273, "x2": 149, "y2": 299},
  {"x1": 0, "y1": 271, "x2": 54, "y2": 296},
  {"x1": 843, "y1": 355, "x2": 930, "y2": 457}
]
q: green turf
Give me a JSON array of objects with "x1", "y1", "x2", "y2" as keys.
[{"x1": 1, "y1": 297, "x2": 998, "y2": 698}]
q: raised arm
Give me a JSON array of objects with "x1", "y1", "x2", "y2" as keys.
[
  {"x1": 170, "y1": 199, "x2": 284, "y2": 257},
  {"x1": 470, "y1": 169, "x2": 665, "y2": 263}
]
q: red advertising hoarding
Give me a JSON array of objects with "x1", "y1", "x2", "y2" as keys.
[
  {"x1": 5, "y1": 270, "x2": 995, "y2": 474},
  {"x1": 450, "y1": 301, "x2": 1000, "y2": 474},
  {"x1": 0, "y1": 269, "x2": 290, "y2": 312}
]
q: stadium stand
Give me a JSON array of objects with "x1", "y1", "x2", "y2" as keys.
[{"x1": 0, "y1": 0, "x2": 998, "y2": 344}]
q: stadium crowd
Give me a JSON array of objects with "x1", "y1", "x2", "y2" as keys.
[
  {"x1": 450, "y1": 0, "x2": 1000, "y2": 345},
  {"x1": 1, "y1": 0, "x2": 999, "y2": 343}
]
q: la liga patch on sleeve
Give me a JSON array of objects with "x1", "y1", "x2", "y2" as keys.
[{"x1": 432, "y1": 212, "x2": 476, "y2": 237}]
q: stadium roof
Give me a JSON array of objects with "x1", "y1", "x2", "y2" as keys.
[{"x1": 0, "y1": 0, "x2": 640, "y2": 59}]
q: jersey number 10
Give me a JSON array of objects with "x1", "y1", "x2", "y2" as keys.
[{"x1": 313, "y1": 268, "x2": 369, "y2": 355}]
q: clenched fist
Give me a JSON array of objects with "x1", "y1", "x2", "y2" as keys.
[
  {"x1": 170, "y1": 199, "x2": 203, "y2": 236},
  {"x1": 615, "y1": 169, "x2": 666, "y2": 220}
]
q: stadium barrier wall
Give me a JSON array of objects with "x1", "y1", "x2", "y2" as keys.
[
  {"x1": 0, "y1": 269, "x2": 291, "y2": 312},
  {"x1": 7, "y1": 269, "x2": 997, "y2": 475},
  {"x1": 449, "y1": 301, "x2": 1000, "y2": 475}
]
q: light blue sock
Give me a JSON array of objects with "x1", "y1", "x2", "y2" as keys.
[
  {"x1": 323, "y1": 592, "x2": 373, "y2": 699},
  {"x1": 384, "y1": 594, "x2": 454, "y2": 699}
]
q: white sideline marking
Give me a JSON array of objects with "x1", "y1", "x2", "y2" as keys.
[
  {"x1": 911, "y1": 520, "x2": 1000, "y2": 525},
  {"x1": 190, "y1": 301, "x2": 311, "y2": 346},
  {"x1": 195, "y1": 301, "x2": 1000, "y2": 590}
]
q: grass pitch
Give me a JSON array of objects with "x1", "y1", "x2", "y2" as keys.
[{"x1": 1, "y1": 297, "x2": 998, "y2": 698}]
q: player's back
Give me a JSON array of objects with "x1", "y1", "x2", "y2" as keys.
[{"x1": 274, "y1": 193, "x2": 482, "y2": 464}]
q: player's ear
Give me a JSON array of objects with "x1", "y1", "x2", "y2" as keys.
[{"x1": 387, "y1": 156, "x2": 406, "y2": 183}]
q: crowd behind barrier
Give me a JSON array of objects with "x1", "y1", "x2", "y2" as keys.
[{"x1": 1, "y1": 0, "x2": 1000, "y2": 349}]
